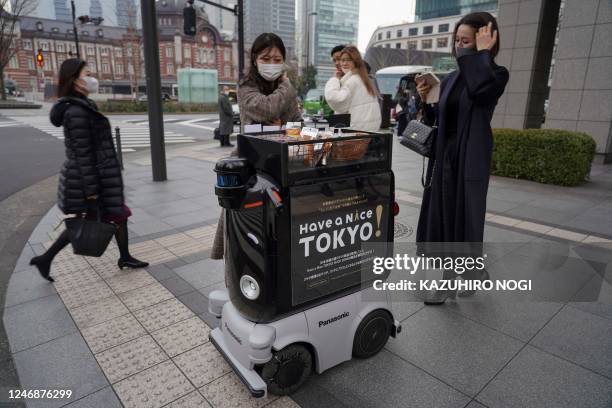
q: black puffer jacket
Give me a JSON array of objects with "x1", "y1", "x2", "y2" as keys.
[{"x1": 50, "y1": 95, "x2": 124, "y2": 216}]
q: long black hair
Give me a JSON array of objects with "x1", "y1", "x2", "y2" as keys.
[
  {"x1": 57, "y1": 58, "x2": 87, "y2": 98},
  {"x1": 452, "y1": 12, "x2": 500, "y2": 59},
  {"x1": 242, "y1": 32, "x2": 286, "y2": 95}
]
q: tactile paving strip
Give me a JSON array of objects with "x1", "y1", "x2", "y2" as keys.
[
  {"x1": 172, "y1": 343, "x2": 231, "y2": 388},
  {"x1": 106, "y1": 269, "x2": 158, "y2": 294},
  {"x1": 166, "y1": 390, "x2": 211, "y2": 408},
  {"x1": 133, "y1": 298, "x2": 195, "y2": 332},
  {"x1": 200, "y1": 373, "x2": 278, "y2": 408},
  {"x1": 95, "y1": 335, "x2": 169, "y2": 383},
  {"x1": 58, "y1": 279, "x2": 114, "y2": 309},
  {"x1": 52, "y1": 266, "x2": 102, "y2": 292},
  {"x1": 70, "y1": 296, "x2": 130, "y2": 329},
  {"x1": 81, "y1": 313, "x2": 147, "y2": 354},
  {"x1": 113, "y1": 360, "x2": 195, "y2": 408},
  {"x1": 151, "y1": 316, "x2": 211, "y2": 357},
  {"x1": 118, "y1": 282, "x2": 175, "y2": 311}
]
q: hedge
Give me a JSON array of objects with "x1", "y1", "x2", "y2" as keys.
[
  {"x1": 491, "y1": 128, "x2": 596, "y2": 186},
  {"x1": 97, "y1": 100, "x2": 218, "y2": 114}
]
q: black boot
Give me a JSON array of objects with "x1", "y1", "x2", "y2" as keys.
[
  {"x1": 219, "y1": 133, "x2": 226, "y2": 147},
  {"x1": 115, "y1": 221, "x2": 149, "y2": 269},
  {"x1": 29, "y1": 229, "x2": 70, "y2": 282},
  {"x1": 224, "y1": 134, "x2": 234, "y2": 147}
]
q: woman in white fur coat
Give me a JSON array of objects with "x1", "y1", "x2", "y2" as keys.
[{"x1": 324, "y1": 45, "x2": 381, "y2": 132}]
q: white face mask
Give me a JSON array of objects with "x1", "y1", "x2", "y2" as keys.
[
  {"x1": 258, "y1": 63, "x2": 284, "y2": 81},
  {"x1": 82, "y1": 76, "x2": 99, "y2": 94}
]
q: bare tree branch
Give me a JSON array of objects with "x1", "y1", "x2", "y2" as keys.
[{"x1": 0, "y1": 0, "x2": 39, "y2": 100}]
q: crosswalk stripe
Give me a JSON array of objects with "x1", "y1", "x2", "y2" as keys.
[{"x1": 8, "y1": 116, "x2": 196, "y2": 151}]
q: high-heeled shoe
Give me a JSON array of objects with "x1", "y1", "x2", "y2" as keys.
[
  {"x1": 458, "y1": 268, "x2": 490, "y2": 298},
  {"x1": 29, "y1": 256, "x2": 55, "y2": 282},
  {"x1": 424, "y1": 289, "x2": 456, "y2": 305},
  {"x1": 117, "y1": 257, "x2": 149, "y2": 269}
]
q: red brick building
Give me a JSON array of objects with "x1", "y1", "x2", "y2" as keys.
[{"x1": 4, "y1": 3, "x2": 236, "y2": 97}]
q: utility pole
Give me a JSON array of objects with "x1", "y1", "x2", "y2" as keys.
[
  {"x1": 70, "y1": 0, "x2": 80, "y2": 58},
  {"x1": 192, "y1": 0, "x2": 244, "y2": 79},
  {"x1": 140, "y1": 0, "x2": 167, "y2": 181}
]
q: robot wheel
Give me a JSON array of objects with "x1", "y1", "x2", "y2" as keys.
[
  {"x1": 352, "y1": 309, "x2": 392, "y2": 358},
  {"x1": 260, "y1": 344, "x2": 313, "y2": 395}
]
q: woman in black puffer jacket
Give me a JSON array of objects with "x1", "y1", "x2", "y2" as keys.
[{"x1": 30, "y1": 59, "x2": 147, "y2": 281}]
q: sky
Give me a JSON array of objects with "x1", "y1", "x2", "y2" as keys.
[{"x1": 358, "y1": 0, "x2": 416, "y2": 51}]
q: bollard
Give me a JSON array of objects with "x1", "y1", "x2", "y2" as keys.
[{"x1": 115, "y1": 126, "x2": 124, "y2": 170}]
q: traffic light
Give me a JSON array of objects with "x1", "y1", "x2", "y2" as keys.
[
  {"x1": 36, "y1": 49, "x2": 44, "y2": 68},
  {"x1": 183, "y1": 1, "x2": 196, "y2": 36}
]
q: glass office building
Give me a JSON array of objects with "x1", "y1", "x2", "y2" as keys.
[
  {"x1": 415, "y1": 0, "x2": 498, "y2": 21},
  {"x1": 303, "y1": 0, "x2": 359, "y2": 89}
]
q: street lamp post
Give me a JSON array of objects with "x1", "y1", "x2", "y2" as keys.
[{"x1": 306, "y1": 11, "x2": 317, "y2": 68}]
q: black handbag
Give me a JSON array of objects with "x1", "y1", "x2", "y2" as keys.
[
  {"x1": 65, "y1": 209, "x2": 116, "y2": 257},
  {"x1": 400, "y1": 119, "x2": 437, "y2": 188}
]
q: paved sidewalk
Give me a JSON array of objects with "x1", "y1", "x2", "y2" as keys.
[{"x1": 2, "y1": 138, "x2": 612, "y2": 408}]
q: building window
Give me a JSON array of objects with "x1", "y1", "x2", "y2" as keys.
[
  {"x1": 166, "y1": 47, "x2": 173, "y2": 58},
  {"x1": 396, "y1": 43, "x2": 401, "y2": 49},
  {"x1": 87, "y1": 46, "x2": 94, "y2": 55},
  {"x1": 397, "y1": 29, "x2": 403, "y2": 38},
  {"x1": 200, "y1": 49, "x2": 207, "y2": 63},
  {"x1": 127, "y1": 46, "x2": 133, "y2": 57},
  {"x1": 8, "y1": 56, "x2": 18, "y2": 69},
  {"x1": 224, "y1": 65, "x2": 231, "y2": 78},
  {"x1": 423, "y1": 26, "x2": 433, "y2": 34},
  {"x1": 377, "y1": 32, "x2": 382, "y2": 41},
  {"x1": 57, "y1": 43, "x2": 64, "y2": 52},
  {"x1": 52, "y1": 27, "x2": 59, "y2": 33},
  {"x1": 421, "y1": 39, "x2": 432, "y2": 49},
  {"x1": 386, "y1": 31, "x2": 391, "y2": 39},
  {"x1": 167, "y1": 63, "x2": 174, "y2": 75},
  {"x1": 408, "y1": 27, "x2": 418, "y2": 36},
  {"x1": 128, "y1": 63, "x2": 134, "y2": 75},
  {"x1": 43, "y1": 59, "x2": 51, "y2": 70},
  {"x1": 23, "y1": 40, "x2": 32, "y2": 50},
  {"x1": 116, "y1": 64, "x2": 123, "y2": 75},
  {"x1": 184, "y1": 46, "x2": 191, "y2": 58},
  {"x1": 438, "y1": 23, "x2": 449, "y2": 33},
  {"x1": 408, "y1": 41, "x2": 417, "y2": 51},
  {"x1": 115, "y1": 48, "x2": 123, "y2": 58},
  {"x1": 209, "y1": 49, "x2": 215, "y2": 63},
  {"x1": 102, "y1": 63, "x2": 110, "y2": 73},
  {"x1": 57, "y1": 55, "x2": 65, "y2": 66},
  {"x1": 101, "y1": 47, "x2": 109, "y2": 56},
  {"x1": 436, "y1": 37, "x2": 448, "y2": 48},
  {"x1": 41, "y1": 42, "x2": 49, "y2": 51},
  {"x1": 88, "y1": 60, "x2": 97, "y2": 72},
  {"x1": 82, "y1": 30, "x2": 89, "y2": 36},
  {"x1": 27, "y1": 57, "x2": 35, "y2": 70},
  {"x1": 385, "y1": 44, "x2": 391, "y2": 48},
  {"x1": 224, "y1": 48, "x2": 231, "y2": 62}
]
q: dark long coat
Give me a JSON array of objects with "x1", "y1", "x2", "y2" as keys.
[
  {"x1": 218, "y1": 93, "x2": 234, "y2": 136},
  {"x1": 416, "y1": 50, "x2": 509, "y2": 243},
  {"x1": 50, "y1": 96, "x2": 125, "y2": 216}
]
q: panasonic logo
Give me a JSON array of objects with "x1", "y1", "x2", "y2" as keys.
[
  {"x1": 319, "y1": 311, "x2": 350, "y2": 327},
  {"x1": 224, "y1": 323, "x2": 242, "y2": 345}
]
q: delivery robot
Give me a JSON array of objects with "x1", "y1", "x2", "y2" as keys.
[{"x1": 208, "y1": 131, "x2": 401, "y2": 397}]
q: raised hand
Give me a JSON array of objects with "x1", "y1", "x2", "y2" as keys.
[{"x1": 476, "y1": 22, "x2": 498, "y2": 51}]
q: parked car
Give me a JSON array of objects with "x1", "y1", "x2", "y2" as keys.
[
  {"x1": 303, "y1": 88, "x2": 333, "y2": 117},
  {"x1": 228, "y1": 90, "x2": 240, "y2": 124}
]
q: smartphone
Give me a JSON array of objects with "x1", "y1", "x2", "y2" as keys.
[{"x1": 415, "y1": 72, "x2": 441, "y2": 104}]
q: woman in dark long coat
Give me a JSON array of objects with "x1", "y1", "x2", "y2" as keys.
[
  {"x1": 30, "y1": 59, "x2": 148, "y2": 281},
  {"x1": 416, "y1": 12, "x2": 509, "y2": 304}
]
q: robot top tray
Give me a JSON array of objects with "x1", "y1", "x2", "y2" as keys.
[{"x1": 237, "y1": 131, "x2": 393, "y2": 187}]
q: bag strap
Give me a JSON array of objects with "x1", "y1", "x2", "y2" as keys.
[{"x1": 421, "y1": 156, "x2": 436, "y2": 188}]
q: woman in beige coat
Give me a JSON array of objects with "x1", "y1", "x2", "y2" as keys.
[{"x1": 211, "y1": 33, "x2": 302, "y2": 259}]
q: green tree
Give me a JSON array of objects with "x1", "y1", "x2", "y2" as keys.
[{"x1": 296, "y1": 65, "x2": 317, "y2": 98}]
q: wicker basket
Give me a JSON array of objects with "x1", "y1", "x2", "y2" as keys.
[{"x1": 331, "y1": 138, "x2": 371, "y2": 161}]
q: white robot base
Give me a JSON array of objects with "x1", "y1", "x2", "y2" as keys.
[{"x1": 208, "y1": 287, "x2": 401, "y2": 398}]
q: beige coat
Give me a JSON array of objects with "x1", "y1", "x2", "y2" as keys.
[{"x1": 238, "y1": 78, "x2": 302, "y2": 127}]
